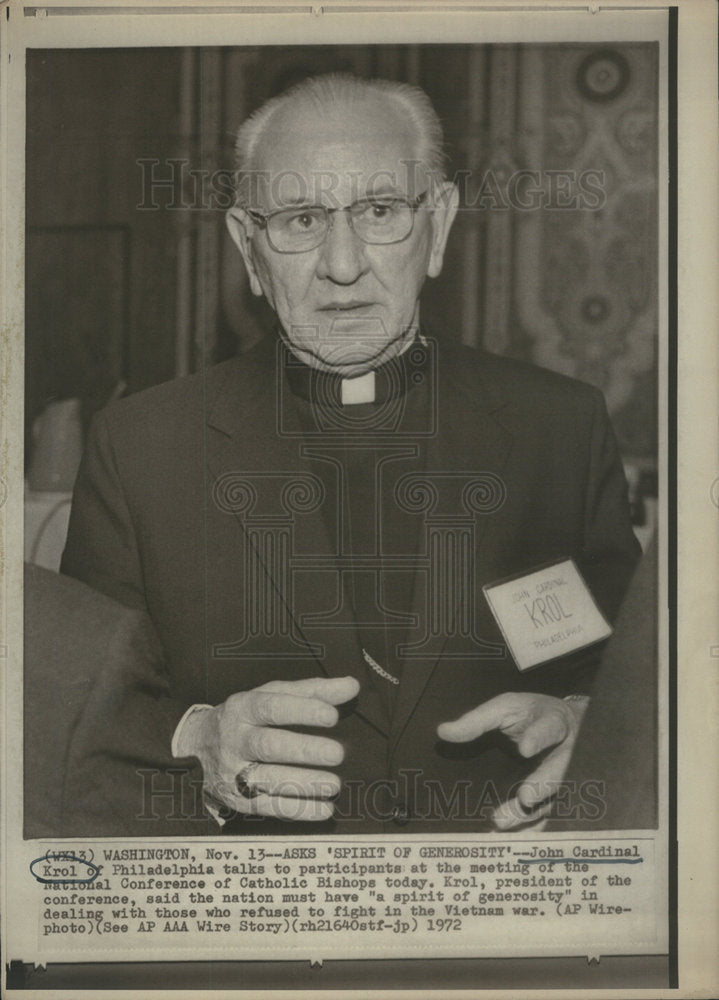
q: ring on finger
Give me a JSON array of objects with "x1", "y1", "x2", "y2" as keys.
[{"x1": 236, "y1": 761, "x2": 262, "y2": 799}]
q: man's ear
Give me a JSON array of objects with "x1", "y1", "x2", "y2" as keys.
[
  {"x1": 225, "y1": 207, "x2": 264, "y2": 297},
  {"x1": 426, "y1": 182, "x2": 459, "y2": 278}
]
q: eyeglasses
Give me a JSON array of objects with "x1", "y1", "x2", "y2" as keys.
[{"x1": 246, "y1": 191, "x2": 429, "y2": 254}]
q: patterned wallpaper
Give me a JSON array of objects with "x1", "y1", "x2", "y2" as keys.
[{"x1": 514, "y1": 44, "x2": 658, "y2": 461}]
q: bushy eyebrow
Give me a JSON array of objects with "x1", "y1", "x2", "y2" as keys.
[
  {"x1": 270, "y1": 188, "x2": 410, "y2": 210},
  {"x1": 270, "y1": 197, "x2": 316, "y2": 208}
]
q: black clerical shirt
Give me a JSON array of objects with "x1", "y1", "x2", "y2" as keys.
[{"x1": 284, "y1": 340, "x2": 433, "y2": 722}]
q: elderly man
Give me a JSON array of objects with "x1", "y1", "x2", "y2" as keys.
[{"x1": 62, "y1": 73, "x2": 640, "y2": 835}]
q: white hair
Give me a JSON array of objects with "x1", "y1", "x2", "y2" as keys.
[{"x1": 233, "y1": 72, "x2": 446, "y2": 204}]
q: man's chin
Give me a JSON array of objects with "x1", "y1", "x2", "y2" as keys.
[
  {"x1": 284, "y1": 323, "x2": 413, "y2": 376},
  {"x1": 299, "y1": 344, "x2": 399, "y2": 377},
  {"x1": 323, "y1": 358, "x2": 376, "y2": 378}
]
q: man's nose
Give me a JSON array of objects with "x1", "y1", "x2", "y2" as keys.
[{"x1": 315, "y1": 211, "x2": 369, "y2": 284}]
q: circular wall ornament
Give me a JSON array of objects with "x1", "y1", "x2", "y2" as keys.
[
  {"x1": 576, "y1": 49, "x2": 631, "y2": 103},
  {"x1": 581, "y1": 295, "x2": 611, "y2": 324}
]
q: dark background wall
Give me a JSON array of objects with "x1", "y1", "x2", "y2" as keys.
[{"x1": 25, "y1": 44, "x2": 658, "y2": 473}]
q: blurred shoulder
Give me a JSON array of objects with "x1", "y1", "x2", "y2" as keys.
[
  {"x1": 98, "y1": 354, "x2": 246, "y2": 429},
  {"x1": 93, "y1": 336, "x2": 277, "y2": 445}
]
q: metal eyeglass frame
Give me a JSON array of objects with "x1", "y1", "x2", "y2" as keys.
[{"x1": 245, "y1": 190, "x2": 429, "y2": 254}]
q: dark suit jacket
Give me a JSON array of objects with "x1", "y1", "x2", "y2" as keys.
[
  {"x1": 61, "y1": 333, "x2": 640, "y2": 834},
  {"x1": 548, "y1": 544, "x2": 657, "y2": 831},
  {"x1": 24, "y1": 563, "x2": 212, "y2": 838}
]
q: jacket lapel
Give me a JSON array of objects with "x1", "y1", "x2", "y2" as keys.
[{"x1": 389, "y1": 344, "x2": 515, "y2": 749}]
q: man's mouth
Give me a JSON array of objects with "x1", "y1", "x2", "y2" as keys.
[{"x1": 318, "y1": 301, "x2": 376, "y2": 312}]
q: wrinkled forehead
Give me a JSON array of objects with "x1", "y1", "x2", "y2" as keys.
[{"x1": 248, "y1": 94, "x2": 430, "y2": 210}]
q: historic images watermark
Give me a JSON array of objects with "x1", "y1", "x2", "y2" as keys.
[
  {"x1": 133, "y1": 767, "x2": 609, "y2": 826},
  {"x1": 136, "y1": 159, "x2": 607, "y2": 213}
]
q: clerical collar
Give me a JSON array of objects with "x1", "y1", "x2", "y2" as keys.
[
  {"x1": 341, "y1": 370, "x2": 376, "y2": 405},
  {"x1": 283, "y1": 336, "x2": 431, "y2": 407}
]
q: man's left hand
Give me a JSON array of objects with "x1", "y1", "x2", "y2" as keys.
[{"x1": 437, "y1": 692, "x2": 589, "y2": 830}]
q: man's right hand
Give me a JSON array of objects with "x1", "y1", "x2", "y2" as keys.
[{"x1": 179, "y1": 675, "x2": 359, "y2": 821}]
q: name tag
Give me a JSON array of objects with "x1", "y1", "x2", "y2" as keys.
[{"x1": 483, "y1": 559, "x2": 613, "y2": 671}]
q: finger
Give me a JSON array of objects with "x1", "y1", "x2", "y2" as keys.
[
  {"x1": 515, "y1": 744, "x2": 575, "y2": 807},
  {"x1": 516, "y1": 708, "x2": 569, "y2": 758},
  {"x1": 225, "y1": 791, "x2": 336, "y2": 822},
  {"x1": 237, "y1": 764, "x2": 341, "y2": 799},
  {"x1": 437, "y1": 693, "x2": 528, "y2": 743},
  {"x1": 260, "y1": 676, "x2": 360, "y2": 705},
  {"x1": 242, "y1": 690, "x2": 342, "y2": 729},
  {"x1": 243, "y1": 727, "x2": 345, "y2": 767},
  {"x1": 492, "y1": 795, "x2": 555, "y2": 831}
]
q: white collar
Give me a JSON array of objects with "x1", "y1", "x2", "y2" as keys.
[{"x1": 341, "y1": 370, "x2": 376, "y2": 405}]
